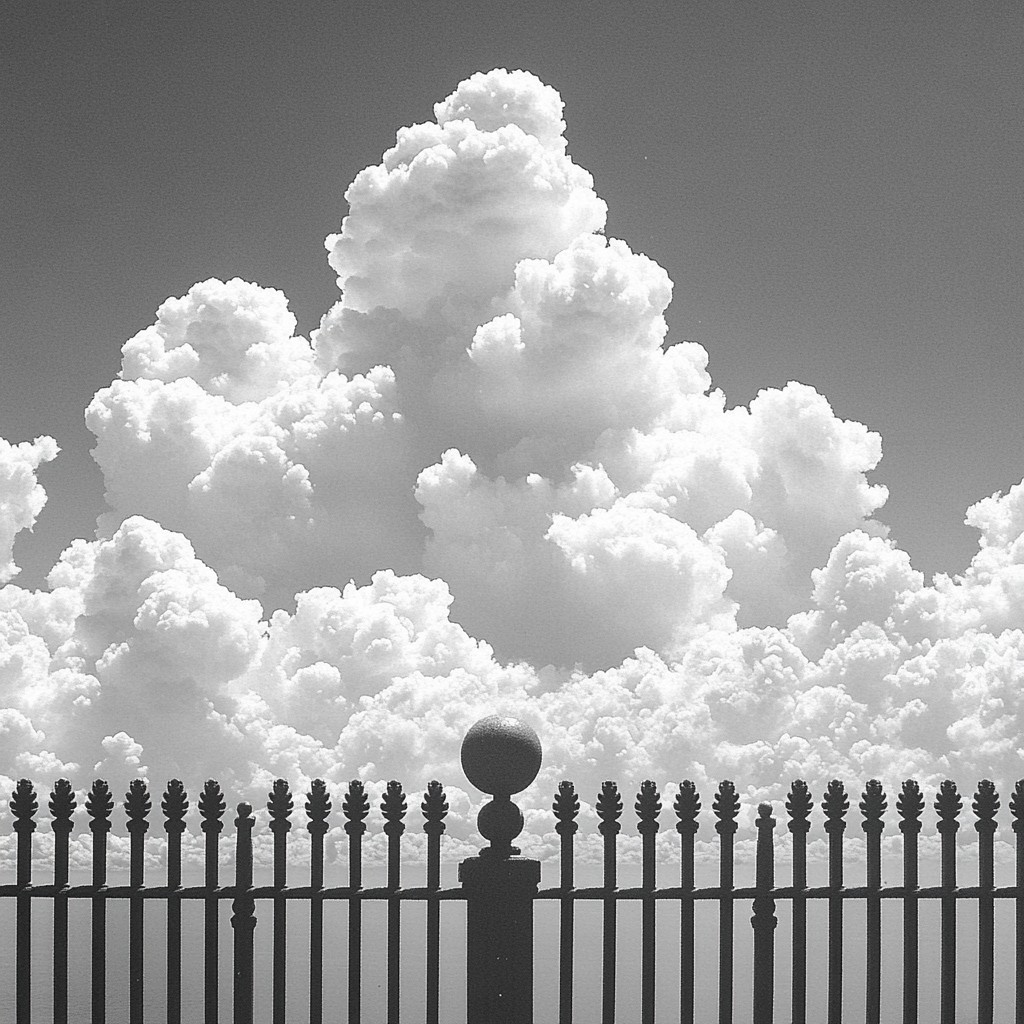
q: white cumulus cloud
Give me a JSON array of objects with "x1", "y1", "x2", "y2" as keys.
[{"x1": 0, "y1": 70, "x2": 1021, "y2": 860}]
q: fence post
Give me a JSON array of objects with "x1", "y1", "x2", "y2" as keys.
[
  {"x1": 751, "y1": 802, "x2": 776, "y2": 1023},
  {"x1": 459, "y1": 715, "x2": 542, "y2": 1024},
  {"x1": 231, "y1": 801, "x2": 256, "y2": 1024}
]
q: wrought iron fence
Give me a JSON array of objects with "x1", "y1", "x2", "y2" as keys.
[{"x1": 3, "y1": 715, "x2": 1024, "y2": 1024}]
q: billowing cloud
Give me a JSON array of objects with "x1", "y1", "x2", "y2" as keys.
[
  {"x1": 1, "y1": 70, "x2": 1022, "y2": 861},
  {"x1": 0, "y1": 436, "x2": 58, "y2": 584}
]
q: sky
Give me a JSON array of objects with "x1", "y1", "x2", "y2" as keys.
[{"x1": 2, "y1": 2, "x2": 1024, "y2": 861}]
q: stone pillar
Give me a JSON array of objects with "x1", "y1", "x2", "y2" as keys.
[{"x1": 459, "y1": 715, "x2": 543, "y2": 1024}]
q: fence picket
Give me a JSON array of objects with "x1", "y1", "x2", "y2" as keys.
[
  {"x1": 553, "y1": 780, "x2": 579, "y2": 1024},
  {"x1": 974, "y1": 780, "x2": 998, "y2": 1024},
  {"x1": 713, "y1": 781, "x2": 738, "y2": 1024},
  {"x1": 860, "y1": 780, "x2": 886, "y2": 1024},
  {"x1": 267, "y1": 779, "x2": 293, "y2": 1024},
  {"x1": 786, "y1": 781, "x2": 811, "y2": 1024},
  {"x1": 50, "y1": 780, "x2": 75, "y2": 1024},
  {"x1": 162, "y1": 780, "x2": 188, "y2": 1024},
  {"x1": 674, "y1": 781, "x2": 700, "y2": 1024},
  {"x1": 822, "y1": 780, "x2": 848, "y2": 1024},
  {"x1": 897, "y1": 780, "x2": 923, "y2": 1024},
  {"x1": 345, "y1": 780, "x2": 369, "y2": 1024},
  {"x1": 935, "y1": 781, "x2": 961, "y2": 1024},
  {"x1": 12, "y1": 779, "x2": 36, "y2": 1024},
  {"x1": 199, "y1": 780, "x2": 226, "y2": 1024},
  {"x1": 382, "y1": 781, "x2": 407, "y2": 1024},
  {"x1": 597, "y1": 780, "x2": 622, "y2": 1024},
  {"x1": 636, "y1": 781, "x2": 661, "y2": 1024},
  {"x1": 305, "y1": 779, "x2": 330, "y2": 1024},
  {"x1": 86, "y1": 779, "x2": 114, "y2": 1024},
  {"x1": 124, "y1": 780, "x2": 150, "y2": 1024},
  {"x1": 1013, "y1": 781, "x2": 1024, "y2": 1024},
  {"x1": 422, "y1": 780, "x2": 448, "y2": 1024}
]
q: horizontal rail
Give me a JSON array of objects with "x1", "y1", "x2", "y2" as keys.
[{"x1": 1, "y1": 882, "x2": 1020, "y2": 900}]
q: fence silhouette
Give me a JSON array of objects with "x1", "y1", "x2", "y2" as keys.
[{"x1": 3, "y1": 715, "x2": 1024, "y2": 1024}]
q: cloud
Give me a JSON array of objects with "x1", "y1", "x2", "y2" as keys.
[
  {"x1": 1, "y1": 70, "x2": 1022, "y2": 859},
  {"x1": 0, "y1": 436, "x2": 58, "y2": 584}
]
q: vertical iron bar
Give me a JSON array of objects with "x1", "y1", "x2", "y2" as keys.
[
  {"x1": 935, "y1": 781, "x2": 961, "y2": 1024},
  {"x1": 12, "y1": 780, "x2": 37, "y2": 1024},
  {"x1": 344, "y1": 781, "x2": 369, "y2": 1024},
  {"x1": 231, "y1": 802, "x2": 256, "y2": 1024},
  {"x1": 268, "y1": 780, "x2": 293, "y2": 1024},
  {"x1": 674, "y1": 782, "x2": 700, "y2": 1024},
  {"x1": 597, "y1": 781, "x2": 622, "y2": 1024},
  {"x1": 124, "y1": 780, "x2": 151, "y2": 1024},
  {"x1": 382, "y1": 781, "x2": 407, "y2": 1024},
  {"x1": 554, "y1": 782, "x2": 579, "y2": 1024},
  {"x1": 973, "y1": 781, "x2": 998, "y2": 1024},
  {"x1": 1013, "y1": 781, "x2": 1024, "y2": 1024},
  {"x1": 200, "y1": 781, "x2": 226, "y2": 1024},
  {"x1": 50, "y1": 781, "x2": 75, "y2": 1024},
  {"x1": 636, "y1": 781, "x2": 661, "y2": 1024},
  {"x1": 822, "y1": 781, "x2": 848, "y2": 1024},
  {"x1": 898, "y1": 781, "x2": 923, "y2": 1024},
  {"x1": 860, "y1": 781, "x2": 886, "y2": 1024},
  {"x1": 423, "y1": 781, "x2": 448, "y2": 1024},
  {"x1": 786, "y1": 782, "x2": 811, "y2": 1024},
  {"x1": 87, "y1": 780, "x2": 114, "y2": 1024},
  {"x1": 305, "y1": 780, "x2": 331, "y2": 1024},
  {"x1": 713, "y1": 782, "x2": 739, "y2": 1024},
  {"x1": 751, "y1": 803, "x2": 776, "y2": 1022},
  {"x1": 162, "y1": 781, "x2": 188, "y2": 1024}
]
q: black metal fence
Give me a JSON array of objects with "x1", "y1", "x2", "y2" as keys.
[{"x1": 3, "y1": 717, "x2": 1024, "y2": 1023}]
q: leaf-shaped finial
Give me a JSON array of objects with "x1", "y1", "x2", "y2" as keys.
[
  {"x1": 934, "y1": 780, "x2": 962, "y2": 834},
  {"x1": 674, "y1": 781, "x2": 701, "y2": 835},
  {"x1": 199, "y1": 780, "x2": 226, "y2": 834},
  {"x1": 635, "y1": 780, "x2": 661, "y2": 836},
  {"x1": 161, "y1": 780, "x2": 189, "y2": 835},
  {"x1": 124, "y1": 779, "x2": 151, "y2": 834},
  {"x1": 713, "y1": 781, "x2": 740, "y2": 835},
  {"x1": 267, "y1": 779, "x2": 293, "y2": 833},
  {"x1": 553, "y1": 781, "x2": 580, "y2": 836},
  {"x1": 422, "y1": 780, "x2": 448, "y2": 836},
  {"x1": 343, "y1": 780, "x2": 370, "y2": 836},
  {"x1": 10, "y1": 779, "x2": 38, "y2": 834},
  {"x1": 973, "y1": 780, "x2": 999, "y2": 834},
  {"x1": 821, "y1": 780, "x2": 849, "y2": 834},
  {"x1": 381, "y1": 780, "x2": 407, "y2": 837},
  {"x1": 86, "y1": 780, "x2": 114, "y2": 833},
  {"x1": 897, "y1": 779, "x2": 925, "y2": 834},
  {"x1": 305, "y1": 779, "x2": 332, "y2": 836},
  {"x1": 1010, "y1": 780, "x2": 1024, "y2": 834},
  {"x1": 860, "y1": 780, "x2": 887, "y2": 834},
  {"x1": 786, "y1": 780, "x2": 813, "y2": 835},
  {"x1": 49, "y1": 779, "x2": 77, "y2": 834},
  {"x1": 596, "y1": 781, "x2": 623, "y2": 837}
]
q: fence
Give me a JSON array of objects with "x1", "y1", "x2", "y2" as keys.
[{"x1": 3, "y1": 714, "x2": 1024, "y2": 1024}]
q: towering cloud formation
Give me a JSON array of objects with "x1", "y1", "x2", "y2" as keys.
[{"x1": 2, "y1": 70, "x2": 1024, "y2": 851}]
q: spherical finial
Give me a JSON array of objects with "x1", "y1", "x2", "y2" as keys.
[{"x1": 461, "y1": 715, "x2": 542, "y2": 797}]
